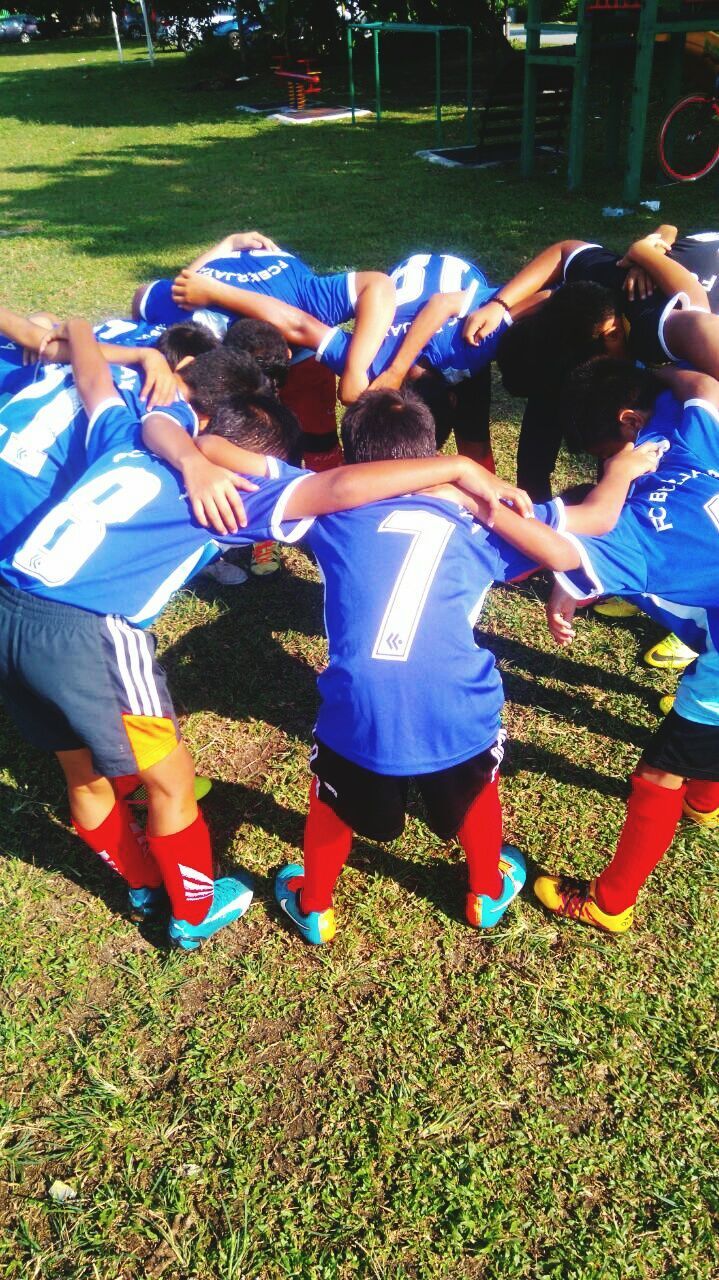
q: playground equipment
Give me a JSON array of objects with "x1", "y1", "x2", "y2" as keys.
[
  {"x1": 346, "y1": 21, "x2": 473, "y2": 146},
  {"x1": 272, "y1": 57, "x2": 322, "y2": 110},
  {"x1": 521, "y1": 0, "x2": 719, "y2": 201}
]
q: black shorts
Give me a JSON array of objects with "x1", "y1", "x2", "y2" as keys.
[
  {"x1": 310, "y1": 732, "x2": 506, "y2": 842},
  {"x1": 451, "y1": 365, "x2": 492, "y2": 445},
  {"x1": 0, "y1": 580, "x2": 180, "y2": 777},
  {"x1": 642, "y1": 709, "x2": 719, "y2": 781}
]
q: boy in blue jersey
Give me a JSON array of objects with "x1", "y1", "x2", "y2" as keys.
[
  {"x1": 534, "y1": 360, "x2": 719, "y2": 934},
  {"x1": 0, "y1": 321, "x2": 529, "y2": 950},
  {"x1": 201, "y1": 251, "x2": 511, "y2": 467},
  {"x1": 269, "y1": 389, "x2": 663, "y2": 945},
  {"x1": 133, "y1": 229, "x2": 396, "y2": 408}
]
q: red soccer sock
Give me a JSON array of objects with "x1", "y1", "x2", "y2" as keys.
[
  {"x1": 74, "y1": 800, "x2": 162, "y2": 889},
  {"x1": 685, "y1": 778, "x2": 719, "y2": 813},
  {"x1": 595, "y1": 774, "x2": 686, "y2": 915},
  {"x1": 112, "y1": 774, "x2": 140, "y2": 802},
  {"x1": 299, "y1": 780, "x2": 353, "y2": 914},
  {"x1": 457, "y1": 776, "x2": 504, "y2": 899},
  {"x1": 147, "y1": 810, "x2": 214, "y2": 925}
]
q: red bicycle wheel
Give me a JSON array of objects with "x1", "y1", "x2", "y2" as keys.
[{"x1": 658, "y1": 93, "x2": 719, "y2": 182}]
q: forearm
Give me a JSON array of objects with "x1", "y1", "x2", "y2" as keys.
[
  {"x1": 285, "y1": 454, "x2": 482, "y2": 519},
  {"x1": 195, "y1": 433, "x2": 270, "y2": 477},
  {"x1": 345, "y1": 274, "x2": 396, "y2": 374},
  {"x1": 0, "y1": 306, "x2": 55, "y2": 354},
  {"x1": 383, "y1": 293, "x2": 462, "y2": 382},
  {"x1": 628, "y1": 242, "x2": 709, "y2": 309},
  {"x1": 496, "y1": 241, "x2": 583, "y2": 309},
  {"x1": 187, "y1": 236, "x2": 236, "y2": 273},
  {"x1": 652, "y1": 364, "x2": 718, "y2": 402},
  {"x1": 142, "y1": 415, "x2": 200, "y2": 468},
  {"x1": 489, "y1": 504, "x2": 581, "y2": 572},
  {"x1": 196, "y1": 278, "x2": 324, "y2": 346},
  {"x1": 564, "y1": 473, "x2": 632, "y2": 536},
  {"x1": 67, "y1": 319, "x2": 117, "y2": 414}
]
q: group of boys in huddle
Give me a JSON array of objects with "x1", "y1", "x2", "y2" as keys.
[{"x1": 0, "y1": 220, "x2": 717, "y2": 951}]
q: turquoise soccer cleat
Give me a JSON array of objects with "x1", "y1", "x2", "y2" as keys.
[
  {"x1": 274, "y1": 863, "x2": 336, "y2": 945},
  {"x1": 465, "y1": 845, "x2": 527, "y2": 928},
  {"x1": 168, "y1": 873, "x2": 253, "y2": 951},
  {"x1": 127, "y1": 885, "x2": 166, "y2": 922}
]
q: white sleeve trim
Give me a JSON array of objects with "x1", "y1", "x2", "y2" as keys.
[
  {"x1": 85, "y1": 396, "x2": 125, "y2": 447},
  {"x1": 684, "y1": 397, "x2": 719, "y2": 424},
  {"x1": 346, "y1": 271, "x2": 358, "y2": 310},
  {"x1": 658, "y1": 292, "x2": 711, "y2": 361},
  {"x1": 315, "y1": 327, "x2": 338, "y2": 361},
  {"x1": 562, "y1": 243, "x2": 600, "y2": 280},
  {"x1": 553, "y1": 530, "x2": 605, "y2": 601},
  {"x1": 140, "y1": 405, "x2": 199, "y2": 440},
  {"x1": 137, "y1": 282, "x2": 157, "y2": 322},
  {"x1": 269, "y1": 472, "x2": 316, "y2": 543},
  {"x1": 457, "y1": 278, "x2": 479, "y2": 318},
  {"x1": 550, "y1": 495, "x2": 567, "y2": 532}
]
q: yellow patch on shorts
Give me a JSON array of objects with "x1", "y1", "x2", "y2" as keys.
[{"x1": 122, "y1": 715, "x2": 179, "y2": 772}]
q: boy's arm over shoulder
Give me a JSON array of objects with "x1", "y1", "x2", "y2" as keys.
[
  {"x1": 563, "y1": 441, "x2": 664, "y2": 537},
  {"x1": 654, "y1": 365, "x2": 719, "y2": 407}
]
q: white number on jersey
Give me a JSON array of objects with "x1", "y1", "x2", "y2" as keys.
[
  {"x1": 0, "y1": 367, "x2": 80, "y2": 478},
  {"x1": 13, "y1": 464, "x2": 161, "y2": 587},
  {"x1": 390, "y1": 254, "x2": 472, "y2": 308},
  {"x1": 372, "y1": 509, "x2": 455, "y2": 662},
  {"x1": 704, "y1": 492, "x2": 719, "y2": 535}
]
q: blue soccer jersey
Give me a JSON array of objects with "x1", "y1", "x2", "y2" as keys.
[
  {"x1": 317, "y1": 252, "x2": 505, "y2": 383},
  {"x1": 139, "y1": 248, "x2": 357, "y2": 333},
  {"x1": 94, "y1": 318, "x2": 168, "y2": 349},
  {"x1": 557, "y1": 398, "x2": 719, "y2": 608},
  {"x1": 557, "y1": 397, "x2": 719, "y2": 724},
  {"x1": 1, "y1": 399, "x2": 311, "y2": 626},
  {"x1": 0, "y1": 361, "x2": 197, "y2": 562},
  {"x1": 305, "y1": 495, "x2": 564, "y2": 775}
]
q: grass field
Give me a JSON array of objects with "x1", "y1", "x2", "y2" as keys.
[{"x1": 1, "y1": 37, "x2": 718, "y2": 1280}]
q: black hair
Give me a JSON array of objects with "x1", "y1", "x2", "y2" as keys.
[
  {"x1": 410, "y1": 369, "x2": 457, "y2": 450},
  {"x1": 154, "y1": 321, "x2": 219, "y2": 368},
  {"x1": 497, "y1": 281, "x2": 621, "y2": 397},
  {"x1": 223, "y1": 318, "x2": 289, "y2": 389},
  {"x1": 560, "y1": 356, "x2": 660, "y2": 455},
  {"x1": 180, "y1": 347, "x2": 269, "y2": 417},
  {"x1": 208, "y1": 393, "x2": 302, "y2": 465},
  {"x1": 340, "y1": 387, "x2": 437, "y2": 464}
]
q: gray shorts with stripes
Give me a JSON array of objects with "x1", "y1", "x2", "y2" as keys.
[{"x1": 0, "y1": 580, "x2": 179, "y2": 777}]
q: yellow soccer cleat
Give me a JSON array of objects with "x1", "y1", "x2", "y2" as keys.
[
  {"x1": 683, "y1": 798, "x2": 719, "y2": 828},
  {"x1": 593, "y1": 597, "x2": 641, "y2": 620},
  {"x1": 250, "y1": 540, "x2": 282, "y2": 579},
  {"x1": 658, "y1": 694, "x2": 675, "y2": 716},
  {"x1": 534, "y1": 873, "x2": 634, "y2": 934},
  {"x1": 644, "y1": 632, "x2": 697, "y2": 671}
]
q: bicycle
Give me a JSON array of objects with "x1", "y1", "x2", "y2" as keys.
[{"x1": 658, "y1": 73, "x2": 719, "y2": 182}]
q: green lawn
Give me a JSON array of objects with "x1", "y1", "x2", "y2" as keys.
[{"x1": 1, "y1": 38, "x2": 718, "y2": 1280}]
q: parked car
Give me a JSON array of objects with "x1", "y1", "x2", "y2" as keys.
[{"x1": 0, "y1": 12, "x2": 40, "y2": 41}]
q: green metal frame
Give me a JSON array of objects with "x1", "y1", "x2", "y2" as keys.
[
  {"x1": 346, "y1": 21, "x2": 473, "y2": 147},
  {"x1": 521, "y1": 1, "x2": 716, "y2": 201}
]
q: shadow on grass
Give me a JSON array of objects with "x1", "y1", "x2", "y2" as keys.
[{"x1": 0, "y1": 52, "x2": 506, "y2": 270}]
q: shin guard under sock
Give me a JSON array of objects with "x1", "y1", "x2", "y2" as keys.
[
  {"x1": 685, "y1": 778, "x2": 719, "y2": 813},
  {"x1": 595, "y1": 774, "x2": 685, "y2": 915},
  {"x1": 300, "y1": 780, "x2": 353, "y2": 914},
  {"x1": 458, "y1": 776, "x2": 504, "y2": 899},
  {"x1": 147, "y1": 810, "x2": 214, "y2": 925},
  {"x1": 74, "y1": 800, "x2": 162, "y2": 889}
]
